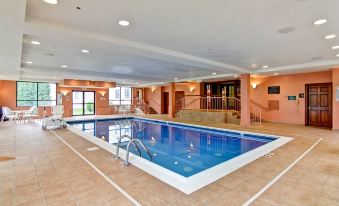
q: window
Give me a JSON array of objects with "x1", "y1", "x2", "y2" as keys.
[
  {"x1": 109, "y1": 87, "x2": 132, "y2": 105},
  {"x1": 16, "y1": 81, "x2": 57, "y2": 106}
]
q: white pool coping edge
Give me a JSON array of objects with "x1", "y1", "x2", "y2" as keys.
[{"x1": 66, "y1": 116, "x2": 293, "y2": 194}]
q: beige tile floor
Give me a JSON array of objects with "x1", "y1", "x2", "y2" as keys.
[{"x1": 1, "y1": 115, "x2": 339, "y2": 206}]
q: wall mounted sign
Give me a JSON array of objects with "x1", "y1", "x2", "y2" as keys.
[
  {"x1": 299, "y1": 93, "x2": 304, "y2": 98},
  {"x1": 268, "y1": 86, "x2": 280, "y2": 94},
  {"x1": 336, "y1": 86, "x2": 339, "y2": 102},
  {"x1": 288, "y1": 96, "x2": 297, "y2": 100}
]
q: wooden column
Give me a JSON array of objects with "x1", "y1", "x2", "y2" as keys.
[
  {"x1": 240, "y1": 74, "x2": 251, "y2": 126},
  {"x1": 168, "y1": 82, "x2": 176, "y2": 118}
]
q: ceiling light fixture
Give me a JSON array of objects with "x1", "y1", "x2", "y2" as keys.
[
  {"x1": 336, "y1": 54, "x2": 339, "y2": 57},
  {"x1": 212, "y1": 72, "x2": 217, "y2": 75},
  {"x1": 313, "y1": 19, "x2": 327, "y2": 25},
  {"x1": 118, "y1": 20, "x2": 130, "y2": 26},
  {"x1": 43, "y1": 0, "x2": 58, "y2": 4},
  {"x1": 332, "y1": 46, "x2": 339, "y2": 50},
  {"x1": 174, "y1": 77, "x2": 178, "y2": 80},
  {"x1": 325, "y1": 34, "x2": 336, "y2": 39},
  {"x1": 26, "y1": 61, "x2": 33, "y2": 64},
  {"x1": 30, "y1": 41, "x2": 40, "y2": 45},
  {"x1": 262, "y1": 65, "x2": 269, "y2": 68},
  {"x1": 274, "y1": 72, "x2": 279, "y2": 75},
  {"x1": 61, "y1": 65, "x2": 68, "y2": 68},
  {"x1": 81, "y1": 49, "x2": 90, "y2": 53}
]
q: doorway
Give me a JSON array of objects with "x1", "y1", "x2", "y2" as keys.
[
  {"x1": 305, "y1": 83, "x2": 332, "y2": 128},
  {"x1": 162, "y1": 92, "x2": 169, "y2": 114},
  {"x1": 72, "y1": 91, "x2": 95, "y2": 116}
]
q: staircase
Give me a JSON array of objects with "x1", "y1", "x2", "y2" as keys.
[{"x1": 134, "y1": 97, "x2": 158, "y2": 115}]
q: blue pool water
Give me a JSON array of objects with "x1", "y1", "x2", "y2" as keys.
[{"x1": 68, "y1": 118, "x2": 276, "y2": 177}]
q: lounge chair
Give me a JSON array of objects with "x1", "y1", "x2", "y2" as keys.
[
  {"x1": 42, "y1": 105, "x2": 67, "y2": 130},
  {"x1": 1, "y1": 107, "x2": 19, "y2": 123},
  {"x1": 23, "y1": 106, "x2": 39, "y2": 122}
]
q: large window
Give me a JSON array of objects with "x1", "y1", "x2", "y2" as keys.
[
  {"x1": 109, "y1": 87, "x2": 132, "y2": 105},
  {"x1": 16, "y1": 81, "x2": 57, "y2": 106}
]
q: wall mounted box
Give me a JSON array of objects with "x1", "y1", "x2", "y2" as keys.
[
  {"x1": 288, "y1": 96, "x2": 297, "y2": 100},
  {"x1": 268, "y1": 86, "x2": 280, "y2": 94}
]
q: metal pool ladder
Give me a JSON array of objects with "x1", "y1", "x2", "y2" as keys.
[{"x1": 114, "y1": 135, "x2": 153, "y2": 166}]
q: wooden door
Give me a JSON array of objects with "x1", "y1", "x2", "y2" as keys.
[
  {"x1": 306, "y1": 83, "x2": 332, "y2": 127},
  {"x1": 162, "y1": 92, "x2": 169, "y2": 114},
  {"x1": 175, "y1": 91, "x2": 185, "y2": 110}
]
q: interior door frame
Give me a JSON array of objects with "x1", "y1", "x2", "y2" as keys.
[
  {"x1": 305, "y1": 83, "x2": 332, "y2": 127},
  {"x1": 72, "y1": 90, "x2": 96, "y2": 116}
]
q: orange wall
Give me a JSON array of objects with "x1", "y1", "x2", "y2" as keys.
[
  {"x1": 59, "y1": 87, "x2": 112, "y2": 117},
  {"x1": 250, "y1": 71, "x2": 333, "y2": 125},
  {"x1": 143, "y1": 82, "x2": 201, "y2": 114},
  {"x1": 0, "y1": 80, "x2": 113, "y2": 118}
]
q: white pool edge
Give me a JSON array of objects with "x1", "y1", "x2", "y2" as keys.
[{"x1": 66, "y1": 116, "x2": 293, "y2": 194}]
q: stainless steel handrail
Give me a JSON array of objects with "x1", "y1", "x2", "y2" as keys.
[
  {"x1": 114, "y1": 135, "x2": 141, "y2": 159},
  {"x1": 124, "y1": 139, "x2": 153, "y2": 166}
]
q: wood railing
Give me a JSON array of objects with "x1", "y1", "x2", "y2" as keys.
[
  {"x1": 134, "y1": 97, "x2": 156, "y2": 114},
  {"x1": 175, "y1": 95, "x2": 241, "y2": 114},
  {"x1": 250, "y1": 107, "x2": 262, "y2": 125}
]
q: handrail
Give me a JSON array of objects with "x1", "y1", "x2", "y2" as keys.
[
  {"x1": 175, "y1": 96, "x2": 241, "y2": 114},
  {"x1": 134, "y1": 97, "x2": 152, "y2": 114},
  {"x1": 114, "y1": 135, "x2": 141, "y2": 159},
  {"x1": 250, "y1": 100, "x2": 269, "y2": 110},
  {"x1": 250, "y1": 106, "x2": 262, "y2": 125},
  {"x1": 125, "y1": 139, "x2": 153, "y2": 166}
]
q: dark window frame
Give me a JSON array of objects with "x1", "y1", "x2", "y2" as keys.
[
  {"x1": 16, "y1": 81, "x2": 57, "y2": 107},
  {"x1": 72, "y1": 90, "x2": 96, "y2": 116}
]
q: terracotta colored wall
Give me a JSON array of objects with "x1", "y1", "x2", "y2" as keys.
[
  {"x1": 0, "y1": 80, "x2": 54, "y2": 117},
  {"x1": 250, "y1": 71, "x2": 333, "y2": 125},
  {"x1": 143, "y1": 82, "x2": 201, "y2": 114},
  {"x1": 58, "y1": 87, "x2": 112, "y2": 117},
  {"x1": 0, "y1": 80, "x2": 113, "y2": 118},
  {"x1": 332, "y1": 68, "x2": 339, "y2": 130}
]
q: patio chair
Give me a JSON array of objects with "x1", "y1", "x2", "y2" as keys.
[
  {"x1": 1, "y1": 107, "x2": 19, "y2": 123},
  {"x1": 23, "y1": 106, "x2": 39, "y2": 122}
]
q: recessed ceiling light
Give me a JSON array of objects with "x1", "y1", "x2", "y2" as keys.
[
  {"x1": 26, "y1": 61, "x2": 32, "y2": 64},
  {"x1": 174, "y1": 77, "x2": 178, "y2": 80},
  {"x1": 135, "y1": 82, "x2": 139, "y2": 85},
  {"x1": 332, "y1": 46, "x2": 339, "y2": 50},
  {"x1": 262, "y1": 65, "x2": 269, "y2": 68},
  {"x1": 325, "y1": 34, "x2": 336, "y2": 39},
  {"x1": 30, "y1": 41, "x2": 40, "y2": 45},
  {"x1": 278, "y1": 26, "x2": 296, "y2": 34},
  {"x1": 81, "y1": 49, "x2": 90, "y2": 53},
  {"x1": 313, "y1": 19, "x2": 327, "y2": 25},
  {"x1": 336, "y1": 54, "x2": 339, "y2": 57},
  {"x1": 43, "y1": 0, "x2": 58, "y2": 4},
  {"x1": 118, "y1": 20, "x2": 130, "y2": 26},
  {"x1": 212, "y1": 72, "x2": 217, "y2": 75},
  {"x1": 233, "y1": 74, "x2": 239, "y2": 78},
  {"x1": 61, "y1": 65, "x2": 68, "y2": 68},
  {"x1": 274, "y1": 72, "x2": 279, "y2": 75},
  {"x1": 251, "y1": 64, "x2": 257, "y2": 68}
]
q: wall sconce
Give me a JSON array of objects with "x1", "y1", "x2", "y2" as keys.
[
  {"x1": 251, "y1": 83, "x2": 259, "y2": 89},
  {"x1": 189, "y1": 87, "x2": 195, "y2": 92},
  {"x1": 151, "y1": 86, "x2": 156, "y2": 93},
  {"x1": 61, "y1": 90, "x2": 68, "y2": 96},
  {"x1": 100, "y1": 91, "x2": 106, "y2": 100}
]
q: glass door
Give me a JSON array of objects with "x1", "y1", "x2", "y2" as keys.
[{"x1": 72, "y1": 91, "x2": 95, "y2": 116}]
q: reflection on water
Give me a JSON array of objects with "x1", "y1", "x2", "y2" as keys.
[{"x1": 69, "y1": 118, "x2": 274, "y2": 177}]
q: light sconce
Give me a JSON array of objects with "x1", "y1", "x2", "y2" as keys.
[
  {"x1": 61, "y1": 90, "x2": 68, "y2": 96},
  {"x1": 189, "y1": 87, "x2": 195, "y2": 92},
  {"x1": 251, "y1": 83, "x2": 259, "y2": 89},
  {"x1": 151, "y1": 86, "x2": 156, "y2": 93},
  {"x1": 100, "y1": 91, "x2": 106, "y2": 100}
]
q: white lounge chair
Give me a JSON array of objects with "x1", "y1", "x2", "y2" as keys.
[
  {"x1": 42, "y1": 105, "x2": 67, "y2": 130},
  {"x1": 1, "y1": 107, "x2": 19, "y2": 123},
  {"x1": 23, "y1": 106, "x2": 39, "y2": 122}
]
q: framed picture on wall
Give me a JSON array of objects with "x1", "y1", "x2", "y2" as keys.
[{"x1": 268, "y1": 86, "x2": 280, "y2": 94}]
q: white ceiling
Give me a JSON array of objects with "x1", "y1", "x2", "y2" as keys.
[{"x1": 1, "y1": 0, "x2": 339, "y2": 85}]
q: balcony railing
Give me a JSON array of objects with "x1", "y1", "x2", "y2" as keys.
[{"x1": 175, "y1": 95, "x2": 241, "y2": 114}]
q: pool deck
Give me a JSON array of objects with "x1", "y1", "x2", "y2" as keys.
[{"x1": 1, "y1": 114, "x2": 339, "y2": 205}]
